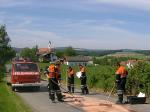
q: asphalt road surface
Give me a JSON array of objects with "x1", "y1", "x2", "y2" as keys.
[
  {"x1": 16, "y1": 81, "x2": 150, "y2": 112},
  {"x1": 16, "y1": 81, "x2": 83, "y2": 112}
]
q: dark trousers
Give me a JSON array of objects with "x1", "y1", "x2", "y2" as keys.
[
  {"x1": 67, "y1": 76, "x2": 74, "y2": 93},
  {"x1": 121, "y1": 77, "x2": 126, "y2": 92},
  {"x1": 48, "y1": 78, "x2": 62, "y2": 101},
  {"x1": 116, "y1": 78, "x2": 126, "y2": 103},
  {"x1": 80, "y1": 76, "x2": 89, "y2": 94},
  {"x1": 116, "y1": 82, "x2": 123, "y2": 103}
]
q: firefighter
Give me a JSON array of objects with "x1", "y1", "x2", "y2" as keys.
[
  {"x1": 115, "y1": 62, "x2": 128, "y2": 104},
  {"x1": 67, "y1": 66, "x2": 75, "y2": 93},
  {"x1": 48, "y1": 62, "x2": 63, "y2": 103},
  {"x1": 79, "y1": 64, "x2": 89, "y2": 95}
]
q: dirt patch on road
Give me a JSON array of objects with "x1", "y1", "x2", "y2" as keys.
[{"x1": 63, "y1": 93, "x2": 134, "y2": 112}]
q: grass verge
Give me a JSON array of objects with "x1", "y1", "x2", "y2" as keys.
[{"x1": 0, "y1": 82, "x2": 32, "y2": 112}]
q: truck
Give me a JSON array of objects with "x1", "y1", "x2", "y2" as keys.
[{"x1": 7, "y1": 58, "x2": 41, "y2": 91}]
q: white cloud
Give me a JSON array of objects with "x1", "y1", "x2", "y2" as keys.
[
  {"x1": 0, "y1": 0, "x2": 31, "y2": 8},
  {"x1": 8, "y1": 28, "x2": 62, "y2": 48},
  {"x1": 86, "y1": 0, "x2": 150, "y2": 11},
  {"x1": 1, "y1": 0, "x2": 149, "y2": 49},
  {"x1": 1, "y1": 0, "x2": 150, "y2": 11},
  {"x1": 55, "y1": 21, "x2": 150, "y2": 50},
  {"x1": 1, "y1": 12, "x2": 148, "y2": 49},
  {"x1": 8, "y1": 24, "x2": 150, "y2": 50}
]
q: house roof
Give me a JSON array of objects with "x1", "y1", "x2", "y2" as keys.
[
  {"x1": 65, "y1": 56, "x2": 92, "y2": 62},
  {"x1": 120, "y1": 59, "x2": 141, "y2": 66},
  {"x1": 36, "y1": 48, "x2": 51, "y2": 55},
  {"x1": 38, "y1": 48, "x2": 50, "y2": 53}
]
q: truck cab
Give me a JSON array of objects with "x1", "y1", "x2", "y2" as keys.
[{"x1": 11, "y1": 59, "x2": 41, "y2": 91}]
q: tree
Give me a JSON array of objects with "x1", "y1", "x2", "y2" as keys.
[
  {"x1": 64, "y1": 46, "x2": 76, "y2": 56},
  {"x1": 56, "y1": 51, "x2": 64, "y2": 58},
  {"x1": 20, "y1": 47, "x2": 38, "y2": 62},
  {"x1": 0, "y1": 25, "x2": 15, "y2": 81}
]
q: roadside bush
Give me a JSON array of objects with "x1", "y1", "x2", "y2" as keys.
[
  {"x1": 126, "y1": 61, "x2": 150, "y2": 97},
  {"x1": 60, "y1": 65, "x2": 115, "y2": 92},
  {"x1": 39, "y1": 61, "x2": 150, "y2": 98},
  {"x1": 86, "y1": 65, "x2": 115, "y2": 92},
  {"x1": 0, "y1": 67, "x2": 5, "y2": 82}
]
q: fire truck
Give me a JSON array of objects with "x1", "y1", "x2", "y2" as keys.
[{"x1": 9, "y1": 58, "x2": 41, "y2": 91}]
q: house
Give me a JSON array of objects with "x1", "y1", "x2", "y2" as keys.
[
  {"x1": 120, "y1": 59, "x2": 142, "y2": 68},
  {"x1": 64, "y1": 56, "x2": 93, "y2": 66},
  {"x1": 36, "y1": 48, "x2": 57, "y2": 62}
]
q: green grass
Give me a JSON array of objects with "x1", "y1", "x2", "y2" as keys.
[
  {"x1": 38, "y1": 62, "x2": 115, "y2": 91},
  {"x1": 38, "y1": 62, "x2": 49, "y2": 80},
  {"x1": 0, "y1": 82, "x2": 32, "y2": 112},
  {"x1": 38, "y1": 62, "x2": 49, "y2": 70}
]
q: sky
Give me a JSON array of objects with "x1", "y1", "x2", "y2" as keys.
[{"x1": 0, "y1": 0, "x2": 150, "y2": 50}]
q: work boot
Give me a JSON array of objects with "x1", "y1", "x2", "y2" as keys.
[
  {"x1": 67, "y1": 86, "x2": 71, "y2": 93},
  {"x1": 116, "y1": 94, "x2": 123, "y2": 104},
  {"x1": 81, "y1": 88, "x2": 85, "y2": 95},
  {"x1": 85, "y1": 87, "x2": 89, "y2": 94},
  {"x1": 118, "y1": 94, "x2": 123, "y2": 103},
  {"x1": 71, "y1": 87, "x2": 74, "y2": 93},
  {"x1": 49, "y1": 92, "x2": 55, "y2": 101},
  {"x1": 56, "y1": 91, "x2": 63, "y2": 101}
]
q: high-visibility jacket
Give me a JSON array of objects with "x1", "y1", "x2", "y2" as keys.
[
  {"x1": 80, "y1": 67, "x2": 85, "y2": 72},
  {"x1": 115, "y1": 66, "x2": 128, "y2": 78},
  {"x1": 80, "y1": 66, "x2": 86, "y2": 76},
  {"x1": 55, "y1": 65, "x2": 61, "y2": 80},
  {"x1": 48, "y1": 64, "x2": 55, "y2": 78},
  {"x1": 67, "y1": 69, "x2": 74, "y2": 77}
]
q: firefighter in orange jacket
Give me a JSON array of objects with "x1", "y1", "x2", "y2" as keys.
[
  {"x1": 115, "y1": 62, "x2": 128, "y2": 104},
  {"x1": 67, "y1": 66, "x2": 75, "y2": 93},
  {"x1": 48, "y1": 62, "x2": 63, "y2": 103},
  {"x1": 79, "y1": 64, "x2": 89, "y2": 95}
]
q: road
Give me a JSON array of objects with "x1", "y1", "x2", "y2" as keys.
[
  {"x1": 5, "y1": 64, "x2": 150, "y2": 112},
  {"x1": 16, "y1": 81, "x2": 82, "y2": 112},
  {"x1": 16, "y1": 81, "x2": 150, "y2": 112}
]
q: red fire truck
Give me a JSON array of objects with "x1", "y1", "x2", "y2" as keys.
[{"x1": 10, "y1": 58, "x2": 41, "y2": 91}]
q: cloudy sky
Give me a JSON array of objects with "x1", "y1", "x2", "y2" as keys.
[{"x1": 0, "y1": 0, "x2": 150, "y2": 50}]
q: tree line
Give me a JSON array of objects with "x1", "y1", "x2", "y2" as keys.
[{"x1": 0, "y1": 25, "x2": 15, "y2": 81}]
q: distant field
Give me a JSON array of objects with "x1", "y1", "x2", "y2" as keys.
[
  {"x1": 107, "y1": 52, "x2": 147, "y2": 59},
  {"x1": 0, "y1": 82, "x2": 32, "y2": 112}
]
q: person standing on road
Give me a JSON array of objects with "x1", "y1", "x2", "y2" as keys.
[
  {"x1": 79, "y1": 64, "x2": 89, "y2": 95},
  {"x1": 55, "y1": 62, "x2": 62, "y2": 86},
  {"x1": 55, "y1": 62, "x2": 63, "y2": 99},
  {"x1": 115, "y1": 62, "x2": 128, "y2": 104},
  {"x1": 48, "y1": 62, "x2": 63, "y2": 103},
  {"x1": 67, "y1": 66, "x2": 75, "y2": 93}
]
